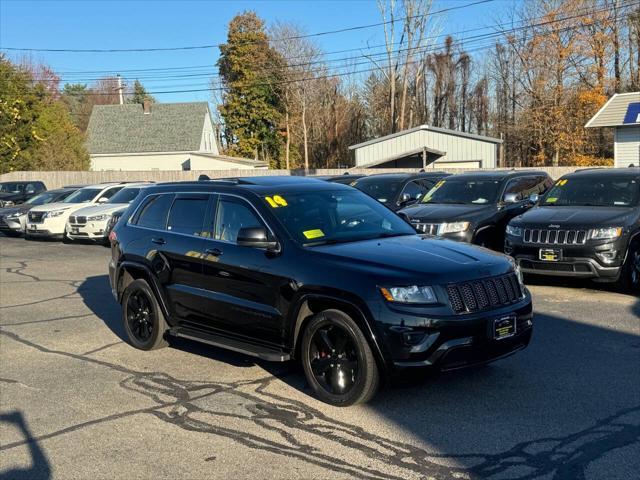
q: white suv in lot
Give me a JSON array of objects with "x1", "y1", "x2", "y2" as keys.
[
  {"x1": 26, "y1": 183, "x2": 127, "y2": 240},
  {"x1": 65, "y1": 183, "x2": 150, "y2": 242}
]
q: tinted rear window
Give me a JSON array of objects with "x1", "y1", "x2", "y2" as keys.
[
  {"x1": 167, "y1": 197, "x2": 209, "y2": 236},
  {"x1": 136, "y1": 195, "x2": 174, "y2": 230}
]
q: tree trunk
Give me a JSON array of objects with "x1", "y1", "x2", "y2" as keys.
[{"x1": 284, "y1": 108, "x2": 291, "y2": 170}]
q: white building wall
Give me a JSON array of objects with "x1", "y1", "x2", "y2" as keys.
[
  {"x1": 90, "y1": 152, "x2": 259, "y2": 171},
  {"x1": 198, "y1": 112, "x2": 220, "y2": 154},
  {"x1": 615, "y1": 126, "x2": 640, "y2": 167},
  {"x1": 354, "y1": 129, "x2": 497, "y2": 168}
]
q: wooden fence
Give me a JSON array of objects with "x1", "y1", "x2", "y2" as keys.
[{"x1": 0, "y1": 166, "x2": 590, "y2": 190}]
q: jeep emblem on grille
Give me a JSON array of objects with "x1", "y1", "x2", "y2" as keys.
[{"x1": 548, "y1": 224, "x2": 560, "y2": 228}]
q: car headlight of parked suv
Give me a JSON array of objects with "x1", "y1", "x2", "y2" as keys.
[
  {"x1": 438, "y1": 222, "x2": 470, "y2": 234},
  {"x1": 6, "y1": 211, "x2": 25, "y2": 219},
  {"x1": 379, "y1": 285, "x2": 437, "y2": 304},
  {"x1": 505, "y1": 224, "x2": 523, "y2": 237},
  {"x1": 87, "y1": 214, "x2": 110, "y2": 222},
  {"x1": 0, "y1": 201, "x2": 15, "y2": 207},
  {"x1": 45, "y1": 209, "x2": 68, "y2": 218},
  {"x1": 589, "y1": 227, "x2": 622, "y2": 240}
]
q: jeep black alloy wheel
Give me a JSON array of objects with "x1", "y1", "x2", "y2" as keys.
[
  {"x1": 122, "y1": 279, "x2": 168, "y2": 350},
  {"x1": 630, "y1": 248, "x2": 640, "y2": 291},
  {"x1": 127, "y1": 291, "x2": 154, "y2": 342},
  {"x1": 302, "y1": 310, "x2": 379, "y2": 406}
]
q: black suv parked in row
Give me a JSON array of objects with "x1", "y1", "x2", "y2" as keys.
[
  {"x1": 350, "y1": 172, "x2": 451, "y2": 211},
  {"x1": 0, "y1": 181, "x2": 46, "y2": 207},
  {"x1": 399, "y1": 171, "x2": 553, "y2": 250},
  {"x1": 505, "y1": 168, "x2": 640, "y2": 291},
  {"x1": 109, "y1": 177, "x2": 533, "y2": 406}
]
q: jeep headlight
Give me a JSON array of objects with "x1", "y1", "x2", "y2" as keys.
[
  {"x1": 589, "y1": 227, "x2": 622, "y2": 240},
  {"x1": 88, "y1": 214, "x2": 110, "y2": 222},
  {"x1": 438, "y1": 222, "x2": 470, "y2": 235},
  {"x1": 1, "y1": 201, "x2": 15, "y2": 207},
  {"x1": 7, "y1": 211, "x2": 25, "y2": 219},
  {"x1": 379, "y1": 286, "x2": 437, "y2": 304},
  {"x1": 45, "y1": 209, "x2": 68, "y2": 218},
  {"x1": 506, "y1": 224, "x2": 523, "y2": 237}
]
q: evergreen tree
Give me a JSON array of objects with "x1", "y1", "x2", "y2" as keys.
[
  {"x1": 129, "y1": 79, "x2": 155, "y2": 105},
  {"x1": 217, "y1": 11, "x2": 284, "y2": 166}
]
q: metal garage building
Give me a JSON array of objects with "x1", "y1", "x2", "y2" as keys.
[
  {"x1": 586, "y1": 92, "x2": 640, "y2": 168},
  {"x1": 349, "y1": 125, "x2": 502, "y2": 169}
]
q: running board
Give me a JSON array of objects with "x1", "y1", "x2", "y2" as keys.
[{"x1": 170, "y1": 327, "x2": 291, "y2": 362}]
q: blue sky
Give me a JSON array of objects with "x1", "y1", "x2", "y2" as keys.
[{"x1": 0, "y1": 0, "x2": 517, "y2": 104}]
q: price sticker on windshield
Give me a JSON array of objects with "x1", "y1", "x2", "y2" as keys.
[
  {"x1": 265, "y1": 195, "x2": 288, "y2": 208},
  {"x1": 303, "y1": 229, "x2": 325, "y2": 239},
  {"x1": 556, "y1": 179, "x2": 568, "y2": 186}
]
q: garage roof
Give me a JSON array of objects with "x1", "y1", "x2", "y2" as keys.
[
  {"x1": 585, "y1": 92, "x2": 640, "y2": 128},
  {"x1": 349, "y1": 124, "x2": 502, "y2": 150}
]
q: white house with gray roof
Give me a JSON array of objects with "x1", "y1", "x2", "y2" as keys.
[
  {"x1": 86, "y1": 101, "x2": 267, "y2": 171},
  {"x1": 586, "y1": 92, "x2": 640, "y2": 167},
  {"x1": 349, "y1": 125, "x2": 502, "y2": 169}
]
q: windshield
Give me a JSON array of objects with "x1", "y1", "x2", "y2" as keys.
[
  {"x1": 107, "y1": 187, "x2": 143, "y2": 204},
  {"x1": 264, "y1": 190, "x2": 416, "y2": 246},
  {"x1": 422, "y1": 179, "x2": 501, "y2": 205},
  {"x1": 0, "y1": 183, "x2": 24, "y2": 193},
  {"x1": 350, "y1": 177, "x2": 403, "y2": 204},
  {"x1": 542, "y1": 177, "x2": 639, "y2": 207},
  {"x1": 63, "y1": 188, "x2": 101, "y2": 204},
  {"x1": 25, "y1": 191, "x2": 59, "y2": 206}
]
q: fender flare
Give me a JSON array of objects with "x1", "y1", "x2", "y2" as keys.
[
  {"x1": 116, "y1": 261, "x2": 172, "y2": 322},
  {"x1": 288, "y1": 293, "x2": 393, "y2": 374}
]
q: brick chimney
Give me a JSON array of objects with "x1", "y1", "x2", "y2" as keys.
[{"x1": 143, "y1": 99, "x2": 151, "y2": 114}]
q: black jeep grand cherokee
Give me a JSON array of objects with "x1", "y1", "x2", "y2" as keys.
[
  {"x1": 109, "y1": 177, "x2": 533, "y2": 406},
  {"x1": 505, "y1": 168, "x2": 640, "y2": 292}
]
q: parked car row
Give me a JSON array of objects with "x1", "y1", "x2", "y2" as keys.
[
  {"x1": 2, "y1": 170, "x2": 637, "y2": 292},
  {"x1": 0, "y1": 181, "x2": 151, "y2": 243}
]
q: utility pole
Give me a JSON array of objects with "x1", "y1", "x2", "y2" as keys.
[{"x1": 116, "y1": 74, "x2": 124, "y2": 105}]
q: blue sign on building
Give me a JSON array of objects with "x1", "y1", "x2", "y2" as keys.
[{"x1": 623, "y1": 102, "x2": 640, "y2": 124}]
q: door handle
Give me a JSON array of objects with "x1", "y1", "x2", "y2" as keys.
[
  {"x1": 151, "y1": 237, "x2": 166, "y2": 245},
  {"x1": 205, "y1": 247, "x2": 223, "y2": 256}
]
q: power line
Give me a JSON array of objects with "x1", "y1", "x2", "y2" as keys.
[
  {"x1": 0, "y1": 0, "x2": 495, "y2": 53},
  {"x1": 19, "y1": 1, "x2": 633, "y2": 89}
]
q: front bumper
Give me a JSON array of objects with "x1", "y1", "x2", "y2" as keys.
[
  {"x1": 25, "y1": 216, "x2": 67, "y2": 238},
  {"x1": 378, "y1": 295, "x2": 533, "y2": 371},
  {"x1": 0, "y1": 216, "x2": 23, "y2": 234},
  {"x1": 66, "y1": 220, "x2": 109, "y2": 241},
  {"x1": 506, "y1": 240, "x2": 624, "y2": 281}
]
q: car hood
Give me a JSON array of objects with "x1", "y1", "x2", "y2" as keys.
[
  {"x1": 0, "y1": 192, "x2": 23, "y2": 201},
  {"x1": 72, "y1": 203, "x2": 128, "y2": 217},
  {"x1": 511, "y1": 206, "x2": 637, "y2": 228},
  {"x1": 399, "y1": 203, "x2": 494, "y2": 223},
  {"x1": 0, "y1": 204, "x2": 33, "y2": 216},
  {"x1": 311, "y1": 234, "x2": 513, "y2": 284},
  {"x1": 29, "y1": 202, "x2": 92, "y2": 213}
]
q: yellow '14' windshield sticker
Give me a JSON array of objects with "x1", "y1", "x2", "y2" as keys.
[
  {"x1": 545, "y1": 197, "x2": 558, "y2": 203},
  {"x1": 303, "y1": 229, "x2": 325, "y2": 239},
  {"x1": 556, "y1": 179, "x2": 568, "y2": 186},
  {"x1": 265, "y1": 195, "x2": 288, "y2": 208}
]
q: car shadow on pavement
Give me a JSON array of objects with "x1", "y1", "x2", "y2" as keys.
[{"x1": 0, "y1": 411, "x2": 51, "y2": 480}]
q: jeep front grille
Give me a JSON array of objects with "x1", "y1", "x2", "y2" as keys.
[
  {"x1": 523, "y1": 228, "x2": 587, "y2": 245},
  {"x1": 446, "y1": 273, "x2": 523, "y2": 314},
  {"x1": 412, "y1": 221, "x2": 439, "y2": 235}
]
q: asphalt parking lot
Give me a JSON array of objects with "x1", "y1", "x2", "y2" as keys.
[{"x1": 1, "y1": 235, "x2": 638, "y2": 480}]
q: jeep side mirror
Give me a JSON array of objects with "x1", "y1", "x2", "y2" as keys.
[
  {"x1": 503, "y1": 193, "x2": 519, "y2": 204},
  {"x1": 528, "y1": 193, "x2": 540, "y2": 204},
  {"x1": 97, "y1": 197, "x2": 109, "y2": 203},
  {"x1": 237, "y1": 227, "x2": 279, "y2": 251}
]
